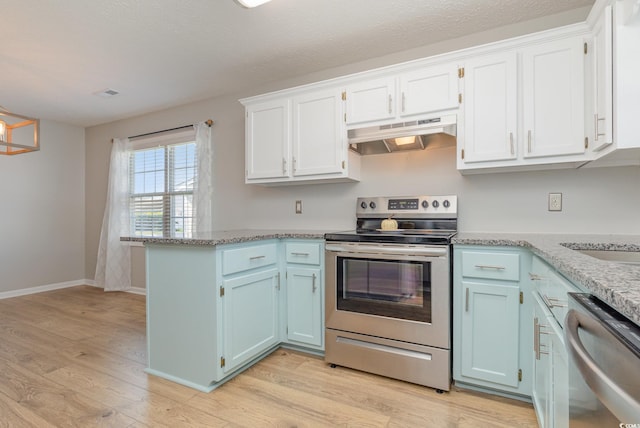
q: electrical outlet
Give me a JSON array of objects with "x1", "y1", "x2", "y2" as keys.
[
  {"x1": 295, "y1": 200, "x2": 302, "y2": 214},
  {"x1": 548, "y1": 193, "x2": 562, "y2": 211}
]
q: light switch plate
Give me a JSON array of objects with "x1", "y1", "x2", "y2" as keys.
[{"x1": 548, "y1": 193, "x2": 562, "y2": 211}]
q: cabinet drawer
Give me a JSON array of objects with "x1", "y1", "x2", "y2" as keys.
[
  {"x1": 222, "y1": 243, "x2": 278, "y2": 276},
  {"x1": 530, "y1": 256, "x2": 581, "y2": 326},
  {"x1": 285, "y1": 242, "x2": 321, "y2": 265},
  {"x1": 461, "y1": 251, "x2": 520, "y2": 281}
]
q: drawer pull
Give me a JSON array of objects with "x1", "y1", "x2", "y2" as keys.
[
  {"x1": 529, "y1": 272, "x2": 543, "y2": 281},
  {"x1": 249, "y1": 255, "x2": 266, "y2": 261},
  {"x1": 291, "y1": 252, "x2": 310, "y2": 256},
  {"x1": 542, "y1": 294, "x2": 567, "y2": 308},
  {"x1": 474, "y1": 264, "x2": 505, "y2": 270}
]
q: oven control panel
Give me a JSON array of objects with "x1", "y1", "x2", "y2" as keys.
[{"x1": 357, "y1": 195, "x2": 457, "y2": 218}]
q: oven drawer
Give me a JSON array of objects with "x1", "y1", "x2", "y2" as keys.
[
  {"x1": 461, "y1": 250, "x2": 520, "y2": 281},
  {"x1": 325, "y1": 329, "x2": 451, "y2": 391},
  {"x1": 285, "y1": 242, "x2": 321, "y2": 265},
  {"x1": 221, "y1": 243, "x2": 278, "y2": 276}
]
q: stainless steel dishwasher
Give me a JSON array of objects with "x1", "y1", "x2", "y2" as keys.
[{"x1": 565, "y1": 293, "x2": 640, "y2": 426}]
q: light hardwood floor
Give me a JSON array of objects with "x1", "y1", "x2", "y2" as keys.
[{"x1": 0, "y1": 286, "x2": 538, "y2": 427}]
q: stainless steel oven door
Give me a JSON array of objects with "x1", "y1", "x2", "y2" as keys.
[{"x1": 325, "y1": 242, "x2": 450, "y2": 349}]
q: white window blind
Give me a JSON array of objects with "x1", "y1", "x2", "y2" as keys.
[{"x1": 129, "y1": 129, "x2": 197, "y2": 238}]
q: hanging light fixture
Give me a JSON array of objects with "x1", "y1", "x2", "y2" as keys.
[
  {"x1": 234, "y1": 0, "x2": 272, "y2": 8},
  {"x1": 0, "y1": 108, "x2": 40, "y2": 155}
]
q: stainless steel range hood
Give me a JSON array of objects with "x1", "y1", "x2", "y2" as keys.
[{"x1": 348, "y1": 114, "x2": 457, "y2": 155}]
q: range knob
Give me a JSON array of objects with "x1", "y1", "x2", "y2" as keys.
[
  {"x1": 443, "y1": 200, "x2": 450, "y2": 208},
  {"x1": 360, "y1": 201, "x2": 367, "y2": 209},
  {"x1": 421, "y1": 200, "x2": 429, "y2": 208},
  {"x1": 369, "y1": 201, "x2": 376, "y2": 209},
  {"x1": 431, "y1": 200, "x2": 440, "y2": 208}
]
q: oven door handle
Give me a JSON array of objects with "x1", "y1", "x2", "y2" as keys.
[
  {"x1": 565, "y1": 309, "x2": 640, "y2": 421},
  {"x1": 325, "y1": 243, "x2": 447, "y2": 257}
]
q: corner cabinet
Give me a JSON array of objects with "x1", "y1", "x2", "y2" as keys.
[
  {"x1": 242, "y1": 87, "x2": 360, "y2": 185},
  {"x1": 453, "y1": 246, "x2": 533, "y2": 398},
  {"x1": 283, "y1": 240, "x2": 324, "y2": 350}
]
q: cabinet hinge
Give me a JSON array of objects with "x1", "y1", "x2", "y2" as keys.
[
  {"x1": 520, "y1": 291, "x2": 523, "y2": 304},
  {"x1": 220, "y1": 356, "x2": 226, "y2": 368},
  {"x1": 461, "y1": 149, "x2": 465, "y2": 160},
  {"x1": 220, "y1": 286, "x2": 225, "y2": 297},
  {"x1": 458, "y1": 93, "x2": 462, "y2": 104},
  {"x1": 341, "y1": 160, "x2": 346, "y2": 169},
  {"x1": 585, "y1": 137, "x2": 589, "y2": 149},
  {"x1": 458, "y1": 67, "x2": 465, "y2": 78},
  {"x1": 518, "y1": 369, "x2": 522, "y2": 382},
  {"x1": 341, "y1": 91, "x2": 346, "y2": 101},
  {"x1": 584, "y1": 42, "x2": 588, "y2": 55}
]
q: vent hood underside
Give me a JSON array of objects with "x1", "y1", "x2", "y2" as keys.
[{"x1": 348, "y1": 114, "x2": 457, "y2": 155}]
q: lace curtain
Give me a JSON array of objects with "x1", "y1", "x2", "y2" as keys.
[{"x1": 95, "y1": 137, "x2": 132, "y2": 291}]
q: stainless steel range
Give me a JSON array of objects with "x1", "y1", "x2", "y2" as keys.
[{"x1": 324, "y1": 195, "x2": 457, "y2": 392}]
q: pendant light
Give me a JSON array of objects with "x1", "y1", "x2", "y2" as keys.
[
  {"x1": 0, "y1": 108, "x2": 40, "y2": 155},
  {"x1": 234, "y1": 0, "x2": 272, "y2": 8}
]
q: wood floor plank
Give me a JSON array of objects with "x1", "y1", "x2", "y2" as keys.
[{"x1": 0, "y1": 286, "x2": 539, "y2": 427}]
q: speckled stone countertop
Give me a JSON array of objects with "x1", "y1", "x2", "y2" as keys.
[
  {"x1": 453, "y1": 233, "x2": 640, "y2": 326},
  {"x1": 120, "y1": 229, "x2": 331, "y2": 246}
]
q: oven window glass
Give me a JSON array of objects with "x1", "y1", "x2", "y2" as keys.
[{"x1": 337, "y1": 257, "x2": 431, "y2": 323}]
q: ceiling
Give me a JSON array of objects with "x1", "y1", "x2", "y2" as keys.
[{"x1": 2, "y1": 0, "x2": 594, "y2": 128}]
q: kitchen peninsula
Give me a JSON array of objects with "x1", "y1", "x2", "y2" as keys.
[{"x1": 122, "y1": 229, "x2": 328, "y2": 392}]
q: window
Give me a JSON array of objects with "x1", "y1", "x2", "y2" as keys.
[{"x1": 130, "y1": 141, "x2": 197, "y2": 237}]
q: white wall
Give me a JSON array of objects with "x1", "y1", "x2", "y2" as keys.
[
  {"x1": 0, "y1": 120, "x2": 85, "y2": 293},
  {"x1": 85, "y1": 5, "x2": 640, "y2": 287}
]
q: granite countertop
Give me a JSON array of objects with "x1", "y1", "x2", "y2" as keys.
[
  {"x1": 120, "y1": 229, "x2": 332, "y2": 246},
  {"x1": 452, "y1": 233, "x2": 640, "y2": 326}
]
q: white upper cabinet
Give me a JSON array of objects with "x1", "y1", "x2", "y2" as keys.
[
  {"x1": 242, "y1": 87, "x2": 360, "y2": 185},
  {"x1": 521, "y1": 37, "x2": 586, "y2": 159},
  {"x1": 292, "y1": 88, "x2": 345, "y2": 177},
  {"x1": 345, "y1": 63, "x2": 460, "y2": 126},
  {"x1": 591, "y1": 5, "x2": 614, "y2": 151},
  {"x1": 345, "y1": 77, "x2": 396, "y2": 125},
  {"x1": 460, "y1": 52, "x2": 518, "y2": 163},
  {"x1": 245, "y1": 99, "x2": 291, "y2": 181}
]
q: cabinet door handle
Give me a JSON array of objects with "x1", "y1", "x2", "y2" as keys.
[
  {"x1": 509, "y1": 132, "x2": 514, "y2": 155},
  {"x1": 388, "y1": 94, "x2": 393, "y2": 114},
  {"x1": 465, "y1": 288, "x2": 469, "y2": 312},
  {"x1": 529, "y1": 272, "x2": 543, "y2": 281},
  {"x1": 249, "y1": 255, "x2": 266, "y2": 261},
  {"x1": 534, "y1": 317, "x2": 540, "y2": 360},
  {"x1": 292, "y1": 156, "x2": 297, "y2": 173},
  {"x1": 276, "y1": 272, "x2": 281, "y2": 290},
  {"x1": 474, "y1": 264, "x2": 505, "y2": 270},
  {"x1": 594, "y1": 113, "x2": 606, "y2": 139},
  {"x1": 312, "y1": 273, "x2": 317, "y2": 293},
  {"x1": 291, "y1": 252, "x2": 309, "y2": 256},
  {"x1": 542, "y1": 294, "x2": 568, "y2": 308},
  {"x1": 282, "y1": 158, "x2": 287, "y2": 174},
  {"x1": 401, "y1": 92, "x2": 406, "y2": 113},
  {"x1": 527, "y1": 130, "x2": 532, "y2": 153}
]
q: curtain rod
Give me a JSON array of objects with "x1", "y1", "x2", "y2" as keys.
[{"x1": 128, "y1": 119, "x2": 213, "y2": 140}]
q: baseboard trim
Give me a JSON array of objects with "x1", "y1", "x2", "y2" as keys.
[
  {"x1": 0, "y1": 279, "x2": 90, "y2": 300},
  {"x1": 0, "y1": 279, "x2": 147, "y2": 299}
]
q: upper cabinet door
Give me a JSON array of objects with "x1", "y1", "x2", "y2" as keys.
[
  {"x1": 345, "y1": 77, "x2": 396, "y2": 125},
  {"x1": 461, "y1": 52, "x2": 518, "y2": 163},
  {"x1": 292, "y1": 88, "x2": 344, "y2": 177},
  {"x1": 522, "y1": 37, "x2": 585, "y2": 158},
  {"x1": 399, "y1": 64, "x2": 460, "y2": 117},
  {"x1": 592, "y1": 5, "x2": 614, "y2": 151},
  {"x1": 245, "y1": 99, "x2": 291, "y2": 180}
]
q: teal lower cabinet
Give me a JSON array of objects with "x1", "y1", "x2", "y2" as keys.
[
  {"x1": 283, "y1": 240, "x2": 324, "y2": 351},
  {"x1": 221, "y1": 267, "x2": 280, "y2": 374},
  {"x1": 145, "y1": 238, "x2": 324, "y2": 392},
  {"x1": 453, "y1": 246, "x2": 533, "y2": 399}
]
